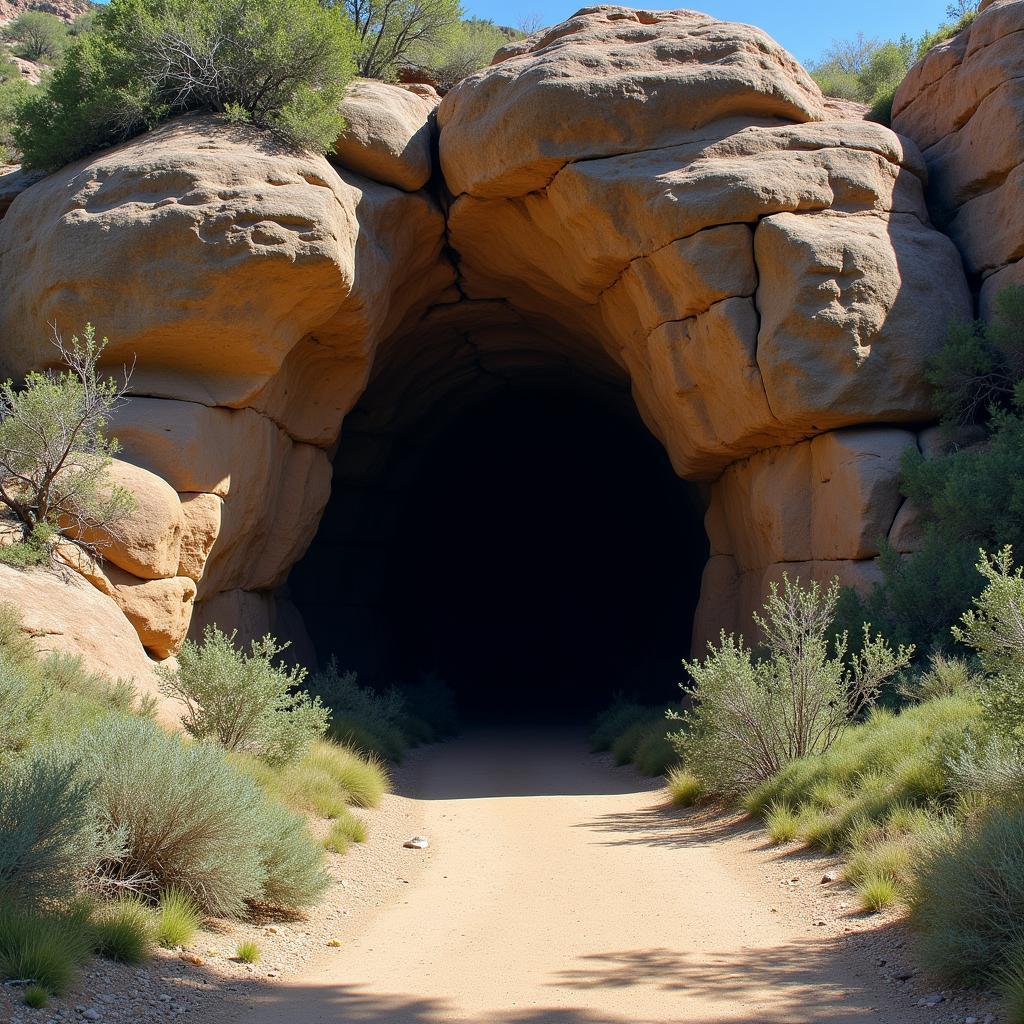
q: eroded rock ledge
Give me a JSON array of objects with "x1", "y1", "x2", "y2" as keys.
[{"x1": 0, "y1": 3, "x2": 1014, "y2": 669}]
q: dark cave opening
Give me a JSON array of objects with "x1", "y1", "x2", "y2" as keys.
[{"x1": 289, "y1": 386, "x2": 709, "y2": 722}]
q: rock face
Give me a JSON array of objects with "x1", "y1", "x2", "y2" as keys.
[
  {"x1": 0, "y1": 3, "x2": 1014, "y2": 659},
  {"x1": 893, "y1": 0, "x2": 1024, "y2": 309},
  {"x1": 0, "y1": 563, "x2": 176, "y2": 724}
]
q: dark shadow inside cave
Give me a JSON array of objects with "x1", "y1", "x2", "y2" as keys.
[{"x1": 288, "y1": 385, "x2": 708, "y2": 722}]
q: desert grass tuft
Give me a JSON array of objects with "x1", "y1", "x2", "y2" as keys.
[
  {"x1": 0, "y1": 904, "x2": 92, "y2": 994},
  {"x1": 235, "y1": 940, "x2": 260, "y2": 964},
  {"x1": 858, "y1": 871, "x2": 901, "y2": 913},
  {"x1": 324, "y1": 809, "x2": 368, "y2": 853},
  {"x1": 92, "y1": 897, "x2": 154, "y2": 963},
  {"x1": 155, "y1": 889, "x2": 201, "y2": 949},
  {"x1": 666, "y1": 768, "x2": 703, "y2": 808},
  {"x1": 23, "y1": 984, "x2": 49, "y2": 1008},
  {"x1": 765, "y1": 801, "x2": 801, "y2": 844}
]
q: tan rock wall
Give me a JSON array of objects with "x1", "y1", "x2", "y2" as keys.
[{"x1": 893, "y1": 0, "x2": 1024, "y2": 299}]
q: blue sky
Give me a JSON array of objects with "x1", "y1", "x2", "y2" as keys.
[{"x1": 469, "y1": 0, "x2": 954, "y2": 66}]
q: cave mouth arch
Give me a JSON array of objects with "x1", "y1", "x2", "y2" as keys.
[{"x1": 287, "y1": 359, "x2": 709, "y2": 722}]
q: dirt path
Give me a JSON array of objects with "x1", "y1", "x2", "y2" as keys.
[{"x1": 237, "y1": 728, "x2": 981, "y2": 1024}]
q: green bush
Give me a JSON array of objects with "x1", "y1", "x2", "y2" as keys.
[
  {"x1": 308, "y1": 660, "x2": 409, "y2": 762},
  {"x1": 911, "y1": 808, "x2": 1024, "y2": 985},
  {"x1": 74, "y1": 715, "x2": 327, "y2": 916},
  {"x1": 676, "y1": 575, "x2": 911, "y2": 797},
  {"x1": 997, "y1": 941, "x2": 1024, "y2": 1024},
  {"x1": 952, "y1": 547, "x2": 1024, "y2": 742},
  {"x1": 745, "y1": 695, "x2": 981, "y2": 844},
  {"x1": 0, "y1": 751, "x2": 103, "y2": 905},
  {"x1": 404, "y1": 17, "x2": 509, "y2": 91},
  {"x1": 91, "y1": 896, "x2": 153, "y2": 963},
  {"x1": 14, "y1": 0, "x2": 357, "y2": 170},
  {"x1": 843, "y1": 287, "x2": 1024, "y2": 656},
  {"x1": 765, "y1": 802, "x2": 801, "y2": 843},
  {"x1": 155, "y1": 889, "x2": 200, "y2": 949},
  {"x1": 632, "y1": 725, "x2": 679, "y2": 777},
  {"x1": 254, "y1": 799, "x2": 329, "y2": 910},
  {"x1": 161, "y1": 625, "x2": 329, "y2": 766},
  {"x1": 0, "y1": 902, "x2": 92, "y2": 994}
]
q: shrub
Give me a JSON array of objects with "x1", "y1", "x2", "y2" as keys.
[
  {"x1": 401, "y1": 672, "x2": 458, "y2": 741},
  {"x1": 255, "y1": 800, "x2": 330, "y2": 910},
  {"x1": 301, "y1": 741, "x2": 389, "y2": 810},
  {"x1": 0, "y1": 654, "x2": 46, "y2": 762},
  {"x1": 14, "y1": 0, "x2": 358, "y2": 170},
  {"x1": 843, "y1": 287, "x2": 1024, "y2": 656},
  {"x1": 676, "y1": 575, "x2": 912, "y2": 796},
  {"x1": 0, "y1": 751, "x2": 102, "y2": 905},
  {"x1": 4, "y1": 11, "x2": 69, "y2": 62},
  {"x1": 91, "y1": 897, "x2": 153, "y2": 963},
  {"x1": 0, "y1": 325, "x2": 134, "y2": 556},
  {"x1": 161, "y1": 625, "x2": 329, "y2": 766},
  {"x1": 910, "y1": 808, "x2": 1024, "y2": 984},
  {"x1": 155, "y1": 889, "x2": 200, "y2": 949},
  {"x1": 308, "y1": 661, "x2": 408, "y2": 762},
  {"x1": 666, "y1": 768, "x2": 704, "y2": 808},
  {"x1": 997, "y1": 941, "x2": 1024, "y2": 1024},
  {"x1": 74, "y1": 715, "x2": 326, "y2": 916},
  {"x1": 0, "y1": 903, "x2": 92, "y2": 993},
  {"x1": 952, "y1": 547, "x2": 1024, "y2": 742},
  {"x1": 235, "y1": 939, "x2": 259, "y2": 964},
  {"x1": 747, "y1": 695, "x2": 980, "y2": 831},
  {"x1": 344, "y1": 0, "x2": 461, "y2": 79}
]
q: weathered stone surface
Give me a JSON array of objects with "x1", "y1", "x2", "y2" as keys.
[
  {"x1": 893, "y1": 0, "x2": 1024, "y2": 288},
  {"x1": 810, "y1": 429, "x2": 917, "y2": 560},
  {"x1": 107, "y1": 567, "x2": 197, "y2": 659},
  {"x1": 177, "y1": 492, "x2": 223, "y2": 583},
  {"x1": 0, "y1": 115, "x2": 454, "y2": 444},
  {"x1": 0, "y1": 165, "x2": 45, "y2": 219},
  {"x1": 109, "y1": 398, "x2": 331, "y2": 597},
  {"x1": 0, "y1": 5, "x2": 1003, "y2": 663},
  {"x1": 439, "y1": 5, "x2": 827, "y2": 197},
  {"x1": 755, "y1": 212, "x2": 971, "y2": 434},
  {"x1": 78, "y1": 459, "x2": 184, "y2": 580},
  {"x1": 334, "y1": 79, "x2": 438, "y2": 191},
  {"x1": 0, "y1": 563, "x2": 173, "y2": 721}
]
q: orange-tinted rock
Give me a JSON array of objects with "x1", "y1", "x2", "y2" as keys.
[
  {"x1": 106, "y1": 567, "x2": 197, "y2": 659},
  {"x1": 177, "y1": 492, "x2": 223, "y2": 583},
  {"x1": 334, "y1": 79, "x2": 438, "y2": 191}
]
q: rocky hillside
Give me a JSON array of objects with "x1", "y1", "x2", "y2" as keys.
[{"x1": 0, "y1": 0, "x2": 92, "y2": 22}]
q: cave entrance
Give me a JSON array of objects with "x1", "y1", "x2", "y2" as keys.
[{"x1": 288, "y1": 368, "x2": 708, "y2": 723}]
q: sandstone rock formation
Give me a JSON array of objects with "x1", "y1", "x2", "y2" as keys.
[
  {"x1": 0, "y1": 563, "x2": 175, "y2": 723},
  {"x1": 893, "y1": 0, "x2": 1024, "y2": 311},
  {"x1": 0, "y1": 3, "x2": 1013, "y2": 663}
]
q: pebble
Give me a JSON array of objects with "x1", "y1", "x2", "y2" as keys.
[{"x1": 820, "y1": 871, "x2": 839, "y2": 883}]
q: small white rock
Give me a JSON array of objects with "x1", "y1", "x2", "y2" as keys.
[{"x1": 403, "y1": 837, "x2": 429, "y2": 849}]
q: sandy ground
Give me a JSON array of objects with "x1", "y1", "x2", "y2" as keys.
[{"x1": 229, "y1": 727, "x2": 998, "y2": 1024}]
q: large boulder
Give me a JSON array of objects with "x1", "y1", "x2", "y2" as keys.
[
  {"x1": 334, "y1": 79, "x2": 438, "y2": 191},
  {"x1": 0, "y1": 563, "x2": 174, "y2": 722},
  {"x1": 439, "y1": 5, "x2": 827, "y2": 197}
]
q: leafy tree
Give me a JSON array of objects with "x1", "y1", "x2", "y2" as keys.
[
  {"x1": 404, "y1": 16, "x2": 507, "y2": 90},
  {"x1": 15, "y1": 0, "x2": 357, "y2": 170},
  {"x1": 159, "y1": 625, "x2": 330, "y2": 766},
  {"x1": 340, "y1": 0, "x2": 462, "y2": 79},
  {"x1": 674, "y1": 575, "x2": 911, "y2": 796},
  {"x1": 3, "y1": 11, "x2": 69, "y2": 63},
  {"x1": 0, "y1": 325, "x2": 135, "y2": 562}
]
